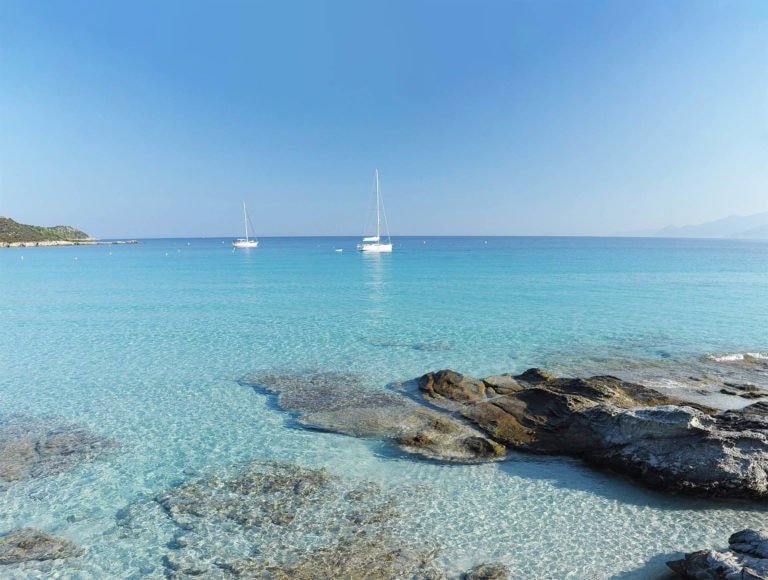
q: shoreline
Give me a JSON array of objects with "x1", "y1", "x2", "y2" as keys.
[{"x1": 0, "y1": 239, "x2": 138, "y2": 248}]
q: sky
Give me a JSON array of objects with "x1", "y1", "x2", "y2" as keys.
[{"x1": 0, "y1": 0, "x2": 766, "y2": 238}]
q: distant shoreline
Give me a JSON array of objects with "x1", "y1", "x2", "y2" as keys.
[{"x1": 0, "y1": 239, "x2": 138, "y2": 248}]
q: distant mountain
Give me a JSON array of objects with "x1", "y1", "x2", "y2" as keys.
[
  {"x1": 0, "y1": 217, "x2": 90, "y2": 243},
  {"x1": 656, "y1": 211, "x2": 768, "y2": 239}
]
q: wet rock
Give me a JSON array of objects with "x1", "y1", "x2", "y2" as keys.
[
  {"x1": 577, "y1": 405, "x2": 768, "y2": 498},
  {"x1": 721, "y1": 382, "x2": 768, "y2": 400},
  {"x1": 0, "y1": 415, "x2": 115, "y2": 486},
  {"x1": 241, "y1": 371, "x2": 505, "y2": 461},
  {"x1": 482, "y1": 374, "x2": 523, "y2": 395},
  {"x1": 724, "y1": 382, "x2": 763, "y2": 392},
  {"x1": 418, "y1": 369, "x2": 768, "y2": 499},
  {"x1": 0, "y1": 528, "x2": 83, "y2": 565},
  {"x1": 513, "y1": 368, "x2": 556, "y2": 384},
  {"x1": 241, "y1": 368, "x2": 768, "y2": 498},
  {"x1": 667, "y1": 529, "x2": 768, "y2": 578},
  {"x1": 419, "y1": 370, "x2": 703, "y2": 452},
  {"x1": 420, "y1": 370, "x2": 486, "y2": 403},
  {"x1": 125, "y1": 461, "x2": 445, "y2": 578},
  {"x1": 462, "y1": 562, "x2": 510, "y2": 579},
  {"x1": 745, "y1": 402, "x2": 768, "y2": 416}
]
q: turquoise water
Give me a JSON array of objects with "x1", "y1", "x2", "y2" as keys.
[{"x1": 1, "y1": 236, "x2": 767, "y2": 578}]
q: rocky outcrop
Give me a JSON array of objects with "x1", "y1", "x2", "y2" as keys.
[
  {"x1": 418, "y1": 369, "x2": 768, "y2": 499},
  {"x1": 667, "y1": 529, "x2": 768, "y2": 578},
  {"x1": 0, "y1": 528, "x2": 83, "y2": 565},
  {"x1": 241, "y1": 368, "x2": 768, "y2": 498},
  {"x1": 0, "y1": 415, "x2": 115, "y2": 486},
  {"x1": 419, "y1": 369, "x2": 711, "y2": 451},
  {"x1": 241, "y1": 371, "x2": 505, "y2": 461}
]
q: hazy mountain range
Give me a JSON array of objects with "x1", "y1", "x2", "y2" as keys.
[{"x1": 655, "y1": 211, "x2": 768, "y2": 239}]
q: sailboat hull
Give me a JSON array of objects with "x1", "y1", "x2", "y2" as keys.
[
  {"x1": 233, "y1": 240, "x2": 259, "y2": 248},
  {"x1": 357, "y1": 242, "x2": 392, "y2": 253}
]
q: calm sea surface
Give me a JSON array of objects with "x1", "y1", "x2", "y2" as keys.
[{"x1": 1, "y1": 236, "x2": 767, "y2": 577}]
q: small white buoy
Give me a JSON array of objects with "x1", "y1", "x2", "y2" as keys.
[
  {"x1": 74, "y1": 257, "x2": 78, "y2": 261},
  {"x1": 20, "y1": 256, "x2": 24, "y2": 260},
  {"x1": 165, "y1": 252, "x2": 169, "y2": 256}
]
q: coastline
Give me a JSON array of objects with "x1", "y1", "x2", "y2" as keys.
[{"x1": 0, "y1": 239, "x2": 138, "y2": 248}]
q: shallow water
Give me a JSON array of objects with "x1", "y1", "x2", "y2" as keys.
[{"x1": 1, "y1": 236, "x2": 767, "y2": 577}]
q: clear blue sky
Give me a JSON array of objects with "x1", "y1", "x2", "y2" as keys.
[{"x1": 1, "y1": 0, "x2": 766, "y2": 237}]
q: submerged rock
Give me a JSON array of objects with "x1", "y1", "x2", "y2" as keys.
[
  {"x1": 0, "y1": 415, "x2": 115, "y2": 486},
  {"x1": 667, "y1": 529, "x2": 768, "y2": 578},
  {"x1": 122, "y1": 460, "x2": 449, "y2": 578},
  {"x1": 215, "y1": 537, "x2": 444, "y2": 579},
  {"x1": 418, "y1": 369, "x2": 768, "y2": 499},
  {"x1": 241, "y1": 371, "x2": 505, "y2": 461},
  {"x1": 0, "y1": 528, "x2": 83, "y2": 565},
  {"x1": 720, "y1": 382, "x2": 768, "y2": 400},
  {"x1": 462, "y1": 562, "x2": 510, "y2": 579}
]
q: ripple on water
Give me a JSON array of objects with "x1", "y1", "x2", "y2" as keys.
[{"x1": 1, "y1": 238, "x2": 768, "y2": 577}]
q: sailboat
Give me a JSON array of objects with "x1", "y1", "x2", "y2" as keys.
[
  {"x1": 357, "y1": 170, "x2": 392, "y2": 253},
  {"x1": 232, "y1": 202, "x2": 259, "y2": 248}
]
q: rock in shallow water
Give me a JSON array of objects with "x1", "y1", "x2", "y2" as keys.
[
  {"x1": 0, "y1": 528, "x2": 83, "y2": 565},
  {"x1": 241, "y1": 371, "x2": 505, "y2": 462},
  {"x1": 462, "y1": 562, "x2": 510, "y2": 579},
  {"x1": 240, "y1": 368, "x2": 768, "y2": 498},
  {"x1": 419, "y1": 369, "x2": 768, "y2": 499},
  {"x1": 0, "y1": 415, "x2": 115, "y2": 486},
  {"x1": 667, "y1": 529, "x2": 768, "y2": 579},
  {"x1": 120, "y1": 460, "x2": 504, "y2": 578}
]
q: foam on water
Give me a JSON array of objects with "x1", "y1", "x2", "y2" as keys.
[
  {"x1": 1, "y1": 236, "x2": 767, "y2": 578},
  {"x1": 707, "y1": 352, "x2": 768, "y2": 362}
]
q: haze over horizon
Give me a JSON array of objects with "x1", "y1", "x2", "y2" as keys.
[{"x1": 1, "y1": 0, "x2": 766, "y2": 238}]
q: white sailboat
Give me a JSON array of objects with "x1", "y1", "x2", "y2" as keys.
[
  {"x1": 232, "y1": 202, "x2": 259, "y2": 248},
  {"x1": 357, "y1": 170, "x2": 392, "y2": 253}
]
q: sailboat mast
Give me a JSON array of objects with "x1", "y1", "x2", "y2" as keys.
[
  {"x1": 375, "y1": 170, "x2": 380, "y2": 241},
  {"x1": 243, "y1": 202, "x2": 249, "y2": 241}
]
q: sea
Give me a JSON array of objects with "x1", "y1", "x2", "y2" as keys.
[{"x1": 1, "y1": 236, "x2": 767, "y2": 578}]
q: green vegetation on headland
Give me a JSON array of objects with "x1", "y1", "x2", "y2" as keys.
[
  {"x1": 0, "y1": 217, "x2": 137, "y2": 247},
  {"x1": 0, "y1": 216, "x2": 90, "y2": 243}
]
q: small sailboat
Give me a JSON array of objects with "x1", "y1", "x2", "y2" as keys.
[
  {"x1": 232, "y1": 202, "x2": 259, "y2": 248},
  {"x1": 357, "y1": 170, "x2": 392, "y2": 253}
]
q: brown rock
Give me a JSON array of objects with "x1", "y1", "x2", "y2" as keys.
[
  {"x1": 0, "y1": 528, "x2": 83, "y2": 565},
  {"x1": 513, "y1": 368, "x2": 556, "y2": 384},
  {"x1": 419, "y1": 370, "x2": 486, "y2": 403},
  {"x1": 482, "y1": 374, "x2": 524, "y2": 395}
]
